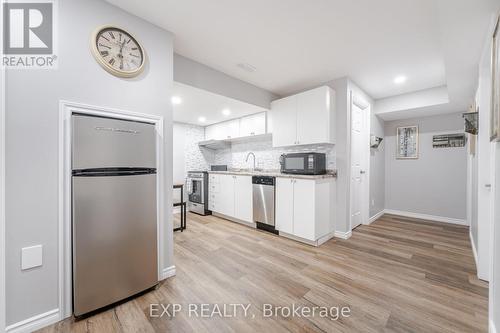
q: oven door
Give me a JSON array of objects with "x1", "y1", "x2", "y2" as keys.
[{"x1": 188, "y1": 178, "x2": 204, "y2": 204}]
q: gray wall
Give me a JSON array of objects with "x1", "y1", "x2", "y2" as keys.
[
  {"x1": 384, "y1": 113, "x2": 467, "y2": 220},
  {"x1": 174, "y1": 54, "x2": 278, "y2": 109},
  {"x1": 5, "y1": 0, "x2": 173, "y2": 325}
]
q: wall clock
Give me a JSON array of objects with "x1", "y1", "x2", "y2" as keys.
[{"x1": 91, "y1": 25, "x2": 145, "y2": 78}]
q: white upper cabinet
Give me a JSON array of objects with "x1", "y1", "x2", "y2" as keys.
[
  {"x1": 297, "y1": 86, "x2": 335, "y2": 145},
  {"x1": 205, "y1": 119, "x2": 240, "y2": 141},
  {"x1": 270, "y1": 95, "x2": 298, "y2": 147},
  {"x1": 204, "y1": 113, "x2": 268, "y2": 141},
  {"x1": 205, "y1": 124, "x2": 221, "y2": 141},
  {"x1": 270, "y1": 86, "x2": 335, "y2": 147},
  {"x1": 222, "y1": 119, "x2": 240, "y2": 140},
  {"x1": 239, "y1": 112, "x2": 266, "y2": 137}
]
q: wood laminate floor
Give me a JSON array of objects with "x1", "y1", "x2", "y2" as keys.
[{"x1": 38, "y1": 213, "x2": 488, "y2": 333}]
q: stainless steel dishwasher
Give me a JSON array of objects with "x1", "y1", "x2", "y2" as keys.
[{"x1": 252, "y1": 176, "x2": 278, "y2": 234}]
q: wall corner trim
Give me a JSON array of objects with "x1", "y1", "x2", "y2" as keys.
[
  {"x1": 470, "y1": 229, "x2": 479, "y2": 270},
  {"x1": 5, "y1": 309, "x2": 60, "y2": 333},
  {"x1": 490, "y1": 319, "x2": 497, "y2": 333},
  {"x1": 368, "y1": 210, "x2": 385, "y2": 224},
  {"x1": 161, "y1": 265, "x2": 176, "y2": 280},
  {"x1": 384, "y1": 209, "x2": 468, "y2": 226},
  {"x1": 334, "y1": 231, "x2": 352, "y2": 240}
]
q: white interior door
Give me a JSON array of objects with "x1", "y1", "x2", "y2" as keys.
[{"x1": 350, "y1": 103, "x2": 365, "y2": 229}]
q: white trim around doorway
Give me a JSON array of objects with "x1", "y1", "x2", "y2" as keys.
[{"x1": 58, "y1": 100, "x2": 169, "y2": 320}]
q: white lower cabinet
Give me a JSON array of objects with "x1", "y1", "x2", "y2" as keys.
[
  {"x1": 209, "y1": 174, "x2": 253, "y2": 223},
  {"x1": 234, "y1": 175, "x2": 253, "y2": 223},
  {"x1": 275, "y1": 178, "x2": 294, "y2": 234},
  {"x1": 276, "y1": 177, "x2": 334, "y2": 243},
  {"x1": 211, "y1": 173, "x2": 335, "y2": 245}
]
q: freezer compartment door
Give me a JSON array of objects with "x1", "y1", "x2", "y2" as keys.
[
  {"x1": 72, "y1": 174, "x2": 157, "y2": 316},
  {"x1": 72, "y1": 114, "x2": 156, "y2": 169}
]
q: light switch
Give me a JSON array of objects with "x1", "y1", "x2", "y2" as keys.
[{"x1": 21, "y1": 245, "x2": 43, "y2": 270}]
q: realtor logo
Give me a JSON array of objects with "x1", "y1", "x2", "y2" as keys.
[{"x1": 2, "y1": 0, "x2": 58, "y2": 68}]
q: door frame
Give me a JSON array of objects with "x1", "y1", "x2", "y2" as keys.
[
  {"x1": 349, "y1": 93, "x2": 371, "y2": 230},
  {"x1": 58, "y1": 101, "x2": 166, "y2": 319}
]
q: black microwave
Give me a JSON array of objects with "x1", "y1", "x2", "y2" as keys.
[{"x1": 279, "y1": 153, "x2": 326, "y2": 175}]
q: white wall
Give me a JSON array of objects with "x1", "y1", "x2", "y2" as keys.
[
  {"x1": 491, "y1": 142, "x2": 500, "y2": 333},
  {"x1": 174, "y1": 54, "x2": 278, "y2": 109},
  {"x1": 5, "y1": 0, "x2": 174, "y2": 326},
  {"x1": 324, "y1": 78, "x2": 350, "y2": 233},
  {"x1": 384, "y1": 113, "x2": 467, "y2": 221},
  {"x1": 475, "y1": 22, "x2": 495, "y2": 282}
]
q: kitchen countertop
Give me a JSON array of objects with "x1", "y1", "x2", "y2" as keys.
[{"x1": 208, "y1": 169, "x2": 337, "y2": 180}]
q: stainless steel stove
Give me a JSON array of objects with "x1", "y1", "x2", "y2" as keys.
[{"x1": 187, "y1": 171, "x2": 210, "y2": 215}]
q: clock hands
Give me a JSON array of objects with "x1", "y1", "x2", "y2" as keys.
[{"x1": 118, "y1": 39, "x2": 126, "y2": 70}]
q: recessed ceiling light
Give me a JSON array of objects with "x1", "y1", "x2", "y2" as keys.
[
  {"x1": 222, "y1": 108, "x2": 231, "y2": 116},
  {"x1": 237, "y1": 63, "x2": 257, "y2": 73},
  {"x1": 171, "y1": 96, "x2": 182, "y2": 105},
  {"x1": 394, "y1": 76, "x2": 407, "y2": 84},
  {"x1": 198, "y1": 116, "x2": 206, "y2": 123}
]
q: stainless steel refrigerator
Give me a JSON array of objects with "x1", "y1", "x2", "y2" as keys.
[{"x1": 72, "y1": 114, "x2": 158, "y2": 317}]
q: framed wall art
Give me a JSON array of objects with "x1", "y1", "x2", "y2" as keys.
[{"x1": 396, "y1": 126, "x2": 419, "y2": 159}]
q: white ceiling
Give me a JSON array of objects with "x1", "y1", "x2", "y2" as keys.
[
  {"x1": 172, "y1": 82, "x2": 267, "y2": 125},
  {"x1": 107, "y1": 0, "x2": 500, "y2": 119}
]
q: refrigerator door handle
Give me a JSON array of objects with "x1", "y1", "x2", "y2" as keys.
[{"x1": 73, "y1": 167, "x2": 156, "y2": 177}]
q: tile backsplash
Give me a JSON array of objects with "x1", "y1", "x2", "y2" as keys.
[
  {"x1": 213, "y1": 136, "x2": 336, "y2": 170},
  {"x1": 175, "y1": 122, "x2": 336, "y2": 173}
]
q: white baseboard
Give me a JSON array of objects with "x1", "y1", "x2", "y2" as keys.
[
  {"x1": 384, "y1": 209, "x2": 467, "y2": 226},
  {"x1": 317, "y1": 231, "x2": 336, "y2": 246},
  {"x1": 334, "y1": 230, "x2": 352, "y2": 240},
  {"x1": 491, "y1": 319, "x2": 497, "y2": 333},
  {"x1": 6, "y1": 309, "x2": 60, "y2": 333},
  {"x1": 368, "y1": 210, "x2": 385, "y2": 224},
  {"x1": 160, "y1": 265, "x2": 176, "y2": 280}
]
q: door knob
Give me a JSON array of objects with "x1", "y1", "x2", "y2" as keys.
[
  {"x1": 485, "y1": 184, "x2": 492, "y2": 189},
  {"x1": 360, "y1": 170, "x2": 366, "y2": 174}
]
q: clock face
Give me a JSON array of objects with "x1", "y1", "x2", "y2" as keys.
[{"x1": 92, "y1": 26, "x2": 145, "y2": 77}]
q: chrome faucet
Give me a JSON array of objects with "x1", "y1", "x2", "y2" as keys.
[{"x1": 245, "y1": 152, "x2": 256, "y2": 170}]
